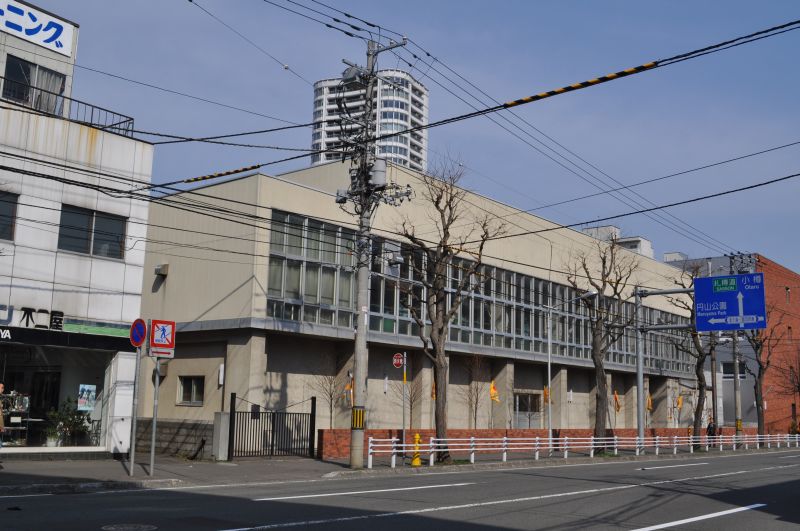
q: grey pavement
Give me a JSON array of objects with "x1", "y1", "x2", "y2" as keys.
[{"x1": 2, "y1": 448, "x2": 800, "y2": 530}]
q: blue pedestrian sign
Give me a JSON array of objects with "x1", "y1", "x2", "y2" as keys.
[{"x1": 694, "y1": 273, "x2": 767, "y2": 332}]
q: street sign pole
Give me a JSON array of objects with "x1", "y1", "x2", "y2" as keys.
[
  {"x1": 129, "y1": 346, "x2": 141, "y2": 477},
  {"x1": 150, "y1": 357, "x2": 160, "y2": 477},
  {"x1": 635, "y1": 287, "x2": 645, "y2": 442},
  {"x1": 402, "y1": 351, "x2": 407, "y2": 461},
  {"x1": 733, "y1": 331, "x2": 742, "y2": 441}
]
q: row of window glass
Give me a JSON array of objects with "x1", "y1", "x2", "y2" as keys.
[
  {"x1": 380, "y1": 111, "x2": 408, "y2": 122},
  {"x1": 0, "y1": 194, "x2": 126, "y2": 260},
  {"x1": 382, "y1": 99, "x2": 407, "y2": 110},
  {"x1": 379, "y1": 145, "x2": 408, "y2": 156},
  {"x1": 266, "y1": 212, "x2": 692, "y2": 373}
]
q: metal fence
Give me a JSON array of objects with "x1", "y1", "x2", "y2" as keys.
[
  {"x1": 367, "y1": 433, "x2": 800, "y2": 469},
  {"x1": 228, "y1": 393, "x2": 316, "y2": 459},
  {"x1": 0, "y1": 75, "x2": 135, "y2": 137}
]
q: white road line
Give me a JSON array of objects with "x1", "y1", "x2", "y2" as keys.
[
  {"x1": 777, "y1": 454, "x2": 800, "y2": 459},
  {"x1": 0, "y1": 493, "x2": 53, "y2": 499},
  {"x1": 637, "y1": 462, "x2": 708, "y2": 470},
  {"x1": 254, "y1": 482, "x2": 473, "y2": 501},
  {"x1": 218, "y1": 464, "x2": 797, "y2": 531},
  {"x1": 631, "y1": 504, "x2": 766, "y2": 530}
]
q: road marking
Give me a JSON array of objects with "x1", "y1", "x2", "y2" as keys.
[
  {"x1": 254, "y1": 482, "x2": 473, "y2": 501},
  {"x1": 631, "y1": 504, "x2": 766, "y2": 530},
  {"x1": 0, "y1": 493, "x2": 53, "y2": 499},
  {"x1": 219, "y1": 464, "x2": 796, "y2": 530},
  {"x1": 778, "y1": 454, "x2": 800, "y2": 459},
  {"x1": 637, "y1": 462, "x2": 708, "y2": 470}
]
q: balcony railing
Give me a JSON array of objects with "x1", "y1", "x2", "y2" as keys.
[{"x1": 0, "y1": 76, "x2": 134, "y2": 137}]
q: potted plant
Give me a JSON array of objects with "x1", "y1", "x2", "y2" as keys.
[
  {"x1": 44, "y1": 424, "x2": 59, "y2": 447},
  {"x1": 46, "y1": 397, "x2": 89, "y2": 447}
]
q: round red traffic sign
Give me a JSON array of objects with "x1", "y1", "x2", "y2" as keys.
[
  {"x1": 130, "y1": 318, "x2": 147, "y2": 348},
  {"x1": 392, "y1": 352, "x2": 403, "y2": 369}
]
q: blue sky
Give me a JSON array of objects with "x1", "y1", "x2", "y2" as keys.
[{"x1": 36, "y1": 1, "x2": 800, "y2": 270}]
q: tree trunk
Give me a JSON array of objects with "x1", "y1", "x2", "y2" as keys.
[
  {"x1": 433, "y1": 356, "x2": 450, "y2": 463},
  {"x1": 329, "y1": 403, "x2": 334, "y2": 429},
  {"x1": 755, "y1": 374, "x2": 765, "y2": 435},
  {"x1": 692, "y1": 360, "x2": 707, "y2": 439},
  {"x1": 592, "y1": 331, "x2": 608, "y2": 439}
]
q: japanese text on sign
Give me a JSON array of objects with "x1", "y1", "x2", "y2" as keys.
[{"x1": 0, "y1": 2, "x2": 74, "y2": 57}]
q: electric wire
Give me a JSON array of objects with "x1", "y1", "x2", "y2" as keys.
[{"x1": 187, "y1": 0, "x2": 313, "y2": 86}]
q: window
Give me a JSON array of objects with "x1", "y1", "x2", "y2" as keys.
[
  {"x1": 0, "y1": 192, "x2": 18, "y2": 241},
  {"x1": 178, "y1": 376, "x2": 204, "y2": 405},
  {"x1": 2, "y1": 55, "x2": 66, "y2": 114},
  {"x1": 57, "y1": 205, "x2": 126, "y2": 259}
]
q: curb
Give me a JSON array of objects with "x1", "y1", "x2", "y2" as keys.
[
  {"x1": 322, "y1": 447, "x2": 797, "y2": 478},
  {"x1": 0, "y1": 478, "x2": 183, "y2": 496}
]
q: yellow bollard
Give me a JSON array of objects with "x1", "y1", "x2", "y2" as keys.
[{"x1": 411, "y1": 433, "x2": 422, "y2": 467}]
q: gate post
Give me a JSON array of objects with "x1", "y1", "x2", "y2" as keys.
[
  {"x1": 270, "y1": 411, "x2": 277, "y2": 456},
  {"x1": 309, "y1": 397, "x2": 317, "y2": 458},
  {"x1": 228, "y1": 393, "x2": 236, "y2": 462}
]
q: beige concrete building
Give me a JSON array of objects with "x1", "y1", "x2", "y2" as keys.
[{"x1": 138, "y1": 162, "x2": 698, "y2": 455}]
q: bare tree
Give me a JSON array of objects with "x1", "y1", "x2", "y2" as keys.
[
  {"x1": 667, "y1": 265, "x2": 717, "y2": 437},
  {"x1": 309, "y1": 372, "x2": 348, "y2": 429},
  {"x1": 743, "y1": 306, "x2": 786, "y2": 435},
  {"x1": 457, "y1": 354, "x2": 489, "y2": 429},
  {"x1": 390, "y1": 378, "x2": 425, "y2": 430},
  {"x1": 399, "y1": 161, "x2": 503, "y2": 462},
  {"x1": 565, "y1": 237, "x2": 639, "y2": 439}
]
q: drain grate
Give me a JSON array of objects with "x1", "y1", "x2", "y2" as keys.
[{"x1": 101, "y1": 525, "x2": 158, "y2": 531}]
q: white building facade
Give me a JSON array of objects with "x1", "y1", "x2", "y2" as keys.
[
  {"x1": 0, "y1": 1, "x2": 152, "y2": 456},
  {"x1": 311, "y1": 69, "x2": 428, "y2": 172}
]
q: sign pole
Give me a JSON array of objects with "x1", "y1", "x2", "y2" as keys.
[
  {"x1": 733, "y1": 330, "x2": 742, "y2": 441},
  {"x1": 129, "y1": 346, "x2": 141, "y2": 477},
  {"x1": 402, "y1": 351, "x2": 407, "y2": 461},
  {"x1": 149, "y1": 357, "x2": 160, "y2": 477}
]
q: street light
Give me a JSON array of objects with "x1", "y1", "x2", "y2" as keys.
[{"x1": 545, "y1": 290, "x2": 597, "y2": 445}]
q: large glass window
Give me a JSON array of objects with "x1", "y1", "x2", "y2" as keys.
[
  {"x1": 0, "y1": 192, "x2": 18, "y2": 241},
  {"x1": 57, "y1": 206, "x2": 126, "y2": 259},
  {"x1": 2, "y1": 55, "x2": 65, "y2": 114}
]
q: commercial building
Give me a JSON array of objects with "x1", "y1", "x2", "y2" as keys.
[
  {"x1": 0, "y1": 1, "x2": 152, "y2": 455},
  {"x1": 311, "y1": 70, "x2": 428, "y2": 172},
  {"x1": 138, "y1": 161, "x2": 698, "y2": 456},
  {"x1": 664, "y1": 253, "x2": 800, "y2": 433}
]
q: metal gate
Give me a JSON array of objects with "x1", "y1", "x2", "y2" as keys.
[{"x1": 228, "y1": 393, "x2": 316, "y2": 459}]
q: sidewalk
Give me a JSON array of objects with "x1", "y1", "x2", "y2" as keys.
[{"x1": 0, "y1": 454, "x2": 350, "y2": 495}]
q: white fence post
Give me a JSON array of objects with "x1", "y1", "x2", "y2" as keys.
[
  {"x1": 705, "y1": 435, "x2": 709, "y2": 452},
  {"x1": 535, "y1": 436, "x2": 540, "y2": 461},
  {"x1": 564, "y1": 436, "x2": 569, "y2": 459},
  {"x1": 672, "y1": 436, "x2": 678, "y2": 455},
  {"x1": 767, "y1": 435, "x2": 771, "y2": 449},
  {"x1": 655, "y1": 435, "x2": 660, "y2": 456},
  {"x1": 590, "y1": 436, "x2": 595, "y2": 458},
  {"x1": 429, "y1": 437, "x2": 435, "y2": 466},
  {"x1": 635, "y1": 436, "x2": 640, "y2": 456},
  {"x1": 689, "y1": 436, "x2": 694, "y2": 454},
  {"x1": 470, "y1": 436, "x2": 475, "y2": 464},
  {"x1": 367, "y1": 437, "x2": 374, "y2": 469},
  {"x1": 502, "y1": 436, "x2": 508, "y2": 462},
  {"x1": 390, "y1": 438, "x2": 397, "y2": 468},
  {"x1": 745, "y1": 435, "x2": 749, "y2": 450},
  {"x1": 719, "y1": 435, "x2": 724, "y2": 451},
  {"x1": 614, "y1": 435, "x2": 619, "y2": 456}
]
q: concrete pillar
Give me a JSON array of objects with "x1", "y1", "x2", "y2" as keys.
[
  {"x1": 550, "y1": 366, "x2": 569, "y2": 430},
  {"x1": 624, "y1": 373, "x2": 637, "y2": 429},
  {"x1": 224, "y1": 331, "x2": 268, "y2": 409},
  {"x1": 650, "y1": 377, "x2": 670, "y2": 428},
  {"x1": 491, "y1": 358, "x2": 514, "y2": 430},
  {"x1": 414, "y1": 353, "x2": 434, "y2": 431}
]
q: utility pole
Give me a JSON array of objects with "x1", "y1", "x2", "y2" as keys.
[
  {"x1": 709, "y1": 334, "x2": 718, "y2": 427},
  {"x1": 635, "y1": 287, "x2": 645, "y2": 442},
  {"x1": 337, "y1": 38, "x2": 409, "y2": 469},
  {"x1": 733, "y1": 330, "x2": 742, "y2": 438}
]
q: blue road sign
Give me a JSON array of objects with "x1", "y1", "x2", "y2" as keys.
[
  {"x1": 130, "y1": 318, "x2": 147, "y2": 347},
  {"x1": 694, "y1": 273, "x2": 767, "y2": 332}
]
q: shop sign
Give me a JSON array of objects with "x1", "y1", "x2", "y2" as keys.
[
  {"x1": 0, "y1": 1, "x2": 75, "y2": 57},
  {"x1": 0, "y1": 328, "x2": 10, "y2": 340},
  {"x1": 8, "y1": 306, "x2": 64, "y2": 330}
]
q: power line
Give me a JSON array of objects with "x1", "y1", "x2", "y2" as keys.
[
  {"x1": 475, "y1": 169, "x2": 800, "y2": 244},
  {"x1": 187, "y1": 0, "x2": 314, "y2": 86}
]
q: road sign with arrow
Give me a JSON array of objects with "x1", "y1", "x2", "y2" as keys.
[{"x1": 694, "y1": 273, "x2": 767, "y2": 332}]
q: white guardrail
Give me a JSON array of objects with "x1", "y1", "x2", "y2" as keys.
[{"x1": 367, "y1": 434, "x2": 800, "y2": 469}]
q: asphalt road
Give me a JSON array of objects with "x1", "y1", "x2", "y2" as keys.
[{"x1": 3, "y1": 450, "x2": 800, "y2": 530}]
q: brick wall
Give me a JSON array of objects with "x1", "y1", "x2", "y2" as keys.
[
  {"x1": 316, "y1": 427, "x2": 758, "y2": 460},
  {"x1": 136, "y1": 418, "x2": 214, "y2": 459},
  {"x1": 758, "y1": 255, "x2": 800, "y2": 433}
]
